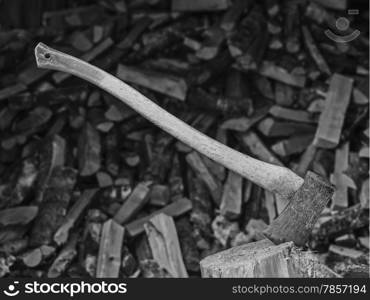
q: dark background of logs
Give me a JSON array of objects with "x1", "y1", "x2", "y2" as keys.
[{"x1": 0, "y1": 0, "x2": 369, "y2": 278}]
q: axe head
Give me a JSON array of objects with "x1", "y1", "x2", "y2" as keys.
[{"x1": 263, "y1": 171, "x2": 334, "y2": 247}]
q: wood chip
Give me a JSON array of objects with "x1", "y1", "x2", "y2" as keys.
[
  {"x1": 144, "y1": 213, "x2": 188, "y2": 277},
  {"x1": 35, "y1": 135, "x2": 66, "y2": 204},
  {"x1": 21, "y1": 245, "x2": 55, "y2": 268},
  {"x1": 96, "y1": 219, "x2": 125, "y2": 278},
  {"x1": 0, "y1": 226, "x2": 27, "y2": 245},
  {"x1": 43, "y1": 5, "x2": 103, "y2": 29},
  {"x1": 149, "y1": 184, "x2": 170, "y2": 206},
  {"x1": 294, "y1": 143, "x2": 318, "y2": 177},
  {"x1": 97, "y1": 121, "x2": 114, "y2": 133},
  {"x1": 124, "y1": 153, "x2": 141, "y2": 167},
  {"x1": 117, "y1": 64, "x2": 187, "y2": 101},
  {"x1": 243, "y1": 180, "x2": 253, "y2": 203},
  {"x1": 313, "y1": 74, "x2": 353, "y2": 148},
  {"x1": 359, "y1": 236, "x2": 369, "y2": 249},
  {"x1": 274, "y1": 82, "x2": 295, "y2": 107},
  {"x1": 240, "y1": 131, "x2": 283, "y2": 166},
  {"x1": 186, "y1": 151, "x2": 222, "y2": 205},
  {"x1": 126, "y1": 198, "x2": 192, "y2": 237},
  {"x1": 264, "y1": 190, "x2": 277, "y2": 223},
  {"x1": 0, "y1": 206, "x2": 38, "y2": 226},
  {"x1": 269, "y1": 105, "x2": 317, "y2": 123},
  {"x1": 283, "y1": 1, "x2": 301, "y2": 53},
  {"x1": 30, "y1": 167, "x2": 77, "y2": 247},
  {"x1": 359, "y1": 146, "x2": 369, "y2": 158},
  {"x1": 211, "y1": 215, "x2": 240, "y2": 247},
  {"x1": 104, "y1": 105, "x2": 126, "y2": 122},
  {"x1": 113, "y1": 181, "x2": 152, "y2": 224},
  {"x1": 302, "y1": 25, "x2": 330, "y2": 75},
  {"x1": 196, "y1": 27, "x2": 225, "y2": 60},
  {"x1": 307, "y1": 99, "x2": 326, "y2": 113},
  {"x1": 245, "y1": 219, "x2": 268, "y2": 241},
  {"x1": 220, "y1": 171, "x2": 242, "y2": 220},
  {"x1": 329, "y1": 244, "x2": 363, "y2": 259},
  {"x1": 0, "y1": 155, "x2": 39, "y2": 208},
  {"x1": 353, "y1": 87, "x2": 369, "y2": 105},
  {"x1": 258, "y1": 117, "x2": 315, "y2": 137},
  {"x1": 201, "y1": 148, "x2": 226, "y2": 182},
  {"x1": 69, "y1": 31, "x2": 93, "y2": 52},
  {"x1": 54, "y1": 189, "x2": 98, "y2": 246},
  {"x1": 48, "y1": 233, "x2": 78, "y2": 278},
  {"x1": 13, "y1": 106, "x2": 52, "y2": 133},
  {"x1": 227, "y1": 5, "x2": 265, "y2": 65},
  {"x1": 334, "y1": 234, "x2": 356, "y2": 247},
  {"x1": 0, "y1": 107, "x2": 17, "y2": 131},
  {"x1": 330, "y1": 142, "x2": 356, "y2": 209},
  {"x1": 116, "y1": 17, "x2": 152, "y2": 50},
  {"x1": 272, "y1": 134, "x2": 313, "y2": 157},
  {"x1": 0, "y1": 238, "x2": 28, "y2": 255},
  {"x1": 255, "y1": 76, "x2": 274, "y2": 99},
  {"x1": 359, "y1": 178, "x2": 369, "y2": 209},
  {"x1": 220, "y1": 106, "x2": 270, "y2": 132},
  {"x1": 258, "y1": 60, "x2": 306, "y2": 87},
  {"x1": 78, "y1": 122, "x2": 101, "y2": 176},
  {"x1": 96, "y1": 171, "x2": 113, "y2": 187}
]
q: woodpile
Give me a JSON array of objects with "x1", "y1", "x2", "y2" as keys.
[{"x1": 0, "y1": 0, "x2": 368, "y2": 278}]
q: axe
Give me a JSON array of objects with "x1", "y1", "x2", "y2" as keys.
[{"x1": 34, "y1": 43, "x2": 334, "y2": 246}]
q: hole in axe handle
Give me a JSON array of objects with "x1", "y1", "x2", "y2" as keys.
[{"x1": 263, "y1": 171, "x2": 334, "y2": 247}]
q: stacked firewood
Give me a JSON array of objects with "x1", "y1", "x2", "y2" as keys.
[{"x1": 0, "y1": 0, "x2": 368, "y2": 278}]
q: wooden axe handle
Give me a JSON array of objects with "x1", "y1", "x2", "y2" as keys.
[{"x1": 34, "y1": 43, "x2": 304, "y2": 198}]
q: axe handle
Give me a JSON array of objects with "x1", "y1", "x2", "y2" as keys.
[{"x1": 34, "y1": 43, "x2": 304, "y2": 198}]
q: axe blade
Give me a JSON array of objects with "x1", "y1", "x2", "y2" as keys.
[{"x1": 263, "y1": 171, "x2": 334, "y2": 246}]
